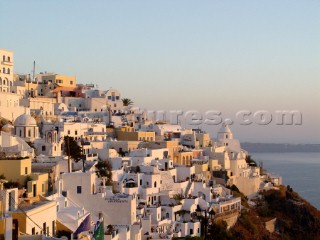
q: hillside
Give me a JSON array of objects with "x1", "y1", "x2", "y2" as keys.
[{"x1": 228, "y1": 186, "x2": 320, "y2": 240}]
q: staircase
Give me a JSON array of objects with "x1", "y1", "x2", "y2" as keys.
[
  {"x1": 160, "y1": 171, "x2": 175, "y2": 191},
  {"x1": 184, "y1": 181, "x2": 193, "y2": 197}
]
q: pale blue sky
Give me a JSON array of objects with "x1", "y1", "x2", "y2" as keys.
[{"x1": 1, "y1": 0, "x2": 319, "y2": 143}]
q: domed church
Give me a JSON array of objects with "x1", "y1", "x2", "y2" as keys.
[{"x1": 14, "y1": 113, "x2": 39, "y2": 142}]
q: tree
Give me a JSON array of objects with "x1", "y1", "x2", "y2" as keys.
[
  {"x1": 0, "y1": 117, "x2": 12, "y2": 131},
  {"x1": 245, "y1": 155, "x2": 257, "y2": 167},
  {"x1": 209, "y1": 220, "x2": 233, "y2": 240},
  {"x1": 173, "y1": 193, "x2": 184, "y2": 205},
  {"x1": 0, "y1": 151, "x2": 6, "y2": 159},
  {"x1": 122, "y1": 98, "x2": 134, "y2": 106},
  {"x1": 95, "y1": 160, "x2": 113, "y2": 185},
  {"x1": 63, "y1": 136, "x2": 83, "y2": 162},
  {"x1": 24, "y1": 175, "x2": 33, "y2": 188}
]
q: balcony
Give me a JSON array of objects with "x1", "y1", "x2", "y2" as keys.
[
  {"x1": 85, "y1": 131, "x2": 107, "y2": 136},
  {"x1": 1, "y1": 60, "x2": 13, "y2": 66},
  {"x1": 85, "y1": 153, "x2": 98, "y2": 161},
  {"x1": 214, "y1": 208, "x2": 239, "y2": 220}
]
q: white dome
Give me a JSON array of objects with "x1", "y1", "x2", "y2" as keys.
[
  {"x1": 14, "y1": 114, "x2": 37, "y2": 126},
  {"x1": 218, "y1": 123, "x2": 232, "y2": 133}
]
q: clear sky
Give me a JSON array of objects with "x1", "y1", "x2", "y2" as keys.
[{"x1": 1, "y1": 0, "x2": 319, "y2": 143}]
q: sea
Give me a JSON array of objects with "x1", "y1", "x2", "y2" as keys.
[{"x1": 251, "y1": 152, "x2": 320, "y2": 210}]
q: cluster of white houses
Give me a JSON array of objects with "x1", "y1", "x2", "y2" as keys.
[{"x1": 0, "y1": 48, "x2": 281, "y2": 240}]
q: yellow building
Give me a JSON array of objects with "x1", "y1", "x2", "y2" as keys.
[
  {"x1": 0, "y1": 157, "x2": 49, "y2": 197},
  {"x1": 193, "y1": 161, "x2": 209, "y2": 174},
  {"x1": 27, "y1": 173, "x2": 49, "y2": 198},
  {"x1": 0, "y1": 157, "x2": 31, "y2": 185},
  {"x1": 173, "y1": 151, "x2": 194, "y2": 166},
  {"x1": 0, "y1": 49, "x2": 14, "y2": 93},
  {"x1": 208, "y1": 159, "x2": 221, "y2": 171},
  {"x1": 115, "y1": 127, "x2": 155, "y2": 142},
  {"x1": 42, "y1": 74, "x2": 76, "y2": 88},
  {"x1": 14, "y1": 74, "x2": 39, "y2": 97},
  {"x1": 196, "y1": 133, "x2": 212, "y2": 147}
]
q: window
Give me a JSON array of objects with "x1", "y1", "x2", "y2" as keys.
[
  {"x1": 77, "y1": 186, "x2": 82, "y2": 194},
  {"x1": 25, "y1": 167, "x2": 28, "y2": 174},
  {"x1": 75, "y1": 130, "x2": 78, "y2": 135},
  {"x1": 42, "y1": 145, "x2": 46, "y2": 151},
  {"x1": 42, "y1": 184, "x2": 45, "y2": 192},
  {"x1": 43, "y1": 222, "x2": 46, "y2": 236},
  {"x1": 108, "y1": 96, "x2": 111, "y2": 100},
  {"x1": 154, "y1": 181, "x2": 157, "y2": 188},
  {"x1": 70, "y1": 81, "x2": 73, "y2": 85},
  {"x1": 52, "y1": 221, "x2": 55, "y2": 235},
  {"x1": 140, "y1": 179, "x2": 142, "y2": 186},
  {"x1": 7, "y1": 68, "x2": 10, "y2": 74},
  {"x1": 32, "y1": 228, "x2": 35, "y2": 235},
  {"x1": 8, "y1": 56, "x2": 10, "y2": 62},
  {"x1": 116, "y1": 96, "x2": 119, "y2": 100},
  {"x1": 28, "y1": 129, "x2": 31, "y2": 137},
  {"x1": 190, "y1": 229, "x2": 194, "y2": 235},
  {"x1": 68, "y1": 130, "x2": 70, "y2": 134},
  {"x1": 226, "y1": 134, "x2": 228, "y2": 139}
]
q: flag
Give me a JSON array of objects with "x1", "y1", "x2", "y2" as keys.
[
  {"x1": 73, "y1": 214, "x2": 91, "y2": 238},
  {"x1": 93, "y1": 220, "x2": 104, "y2": 240}
]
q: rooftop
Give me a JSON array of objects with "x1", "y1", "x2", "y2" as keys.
[{"x1": 15, "y1": 199, "x2": 53, "y2": 212}]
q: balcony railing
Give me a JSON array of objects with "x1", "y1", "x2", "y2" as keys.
[
  {"x1": 1, "y1": 60, "x2": 13, "y2": 66},
  {"x1": 84, "y1": 131, "x2": 107, "y2": 136},
  {"x1": 214, "y1": 208, "x2": 239, "y2": 219}
]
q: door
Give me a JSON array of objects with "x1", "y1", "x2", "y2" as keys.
[
  {"x1": 8, "y1": 192, "x2": 13, "y2": 211},
  {"x1": 33, "y1": 184, "x2": 37, "y2": 197},
  {"x1": 12, "y1": 219, "x2": 19, "y2": 240}
]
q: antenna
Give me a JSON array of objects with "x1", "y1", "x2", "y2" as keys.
[{"x1": 32, "y1": 61, "x2": 36, "y2": 82}]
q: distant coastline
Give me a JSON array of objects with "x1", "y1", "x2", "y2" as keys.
[{"x1": 242, "y1": 143, "x2": 320, "y2": 153}]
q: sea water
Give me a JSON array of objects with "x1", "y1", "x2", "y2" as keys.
[{"x1": 252, "y1": 152, "x2": 320, "y2": 209}]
